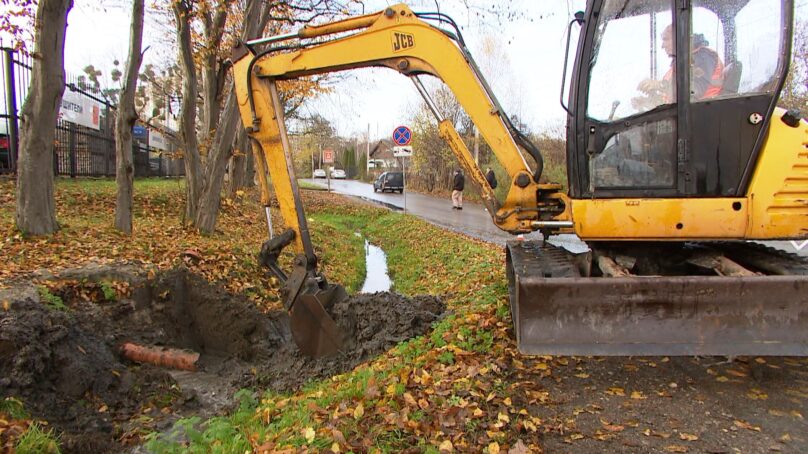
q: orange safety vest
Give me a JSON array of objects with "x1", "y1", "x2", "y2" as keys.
[{"x1": 660, "y1": 46, "x2": 724, "y2": 102}]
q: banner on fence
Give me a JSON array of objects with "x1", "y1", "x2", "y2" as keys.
[
  {"x1": 148, "y1": 129, "x2": 168, "y2": 151},
  {"x1": 59, "y1": 89, "x2": 101, "y2": 130}
]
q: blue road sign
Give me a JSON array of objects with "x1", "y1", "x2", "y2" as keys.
[
  {"x1": 132, "y1": 125, "x2": 147, "y2": 138},
  {"x1": 393, "y1": 125, "x2": 412, "y2": 146}
]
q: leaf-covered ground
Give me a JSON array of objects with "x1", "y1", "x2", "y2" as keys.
[{"x1": 2, "y1": 177, "x2": 808, "y2": 453}]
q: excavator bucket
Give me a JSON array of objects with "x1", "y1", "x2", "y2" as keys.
[
  {"x1": 289, "y1": 284, "x2": 348, "y2": 358},
  {"x1": 260, "y1": 234, "x2": 348, "y2": 358},
  {"x1": 507, "y1": 240, "x2": 808, "y2": 356}
]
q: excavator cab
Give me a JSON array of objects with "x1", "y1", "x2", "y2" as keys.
[{"x1": 566, "y1": 0, "x2": 793, "y2": 199}]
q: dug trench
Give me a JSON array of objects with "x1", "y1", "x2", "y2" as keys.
[{"x1": 0, "y1": 265, "x2": 445, "y2": 453}]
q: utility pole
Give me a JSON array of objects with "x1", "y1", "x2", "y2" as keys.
[{"x1": 366, "y1": 123, "x2": 371, "y2": 176}]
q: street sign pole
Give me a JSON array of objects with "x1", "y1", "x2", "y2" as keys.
[
  {"x1": 392, "y1": 126, "x2": 413, "y2": 214},
  {"x1": 403, "y1": 158, "x2": 407, "y2": 214}
]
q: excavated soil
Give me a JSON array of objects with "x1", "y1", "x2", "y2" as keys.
[{"x1": 0, "y1": 265, "x2": 444, "y2": 453}]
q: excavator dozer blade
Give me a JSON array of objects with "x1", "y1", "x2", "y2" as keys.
[
  {"x1": 507, "y1": 240, "x2": 808, "y2": 356},
  {"x1": 289, "y1": 283, "x2": 348, "y2": 358}
]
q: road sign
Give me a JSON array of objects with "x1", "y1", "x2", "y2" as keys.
[
  {"x1": 392, "y1": 125, "x2": 412, "y2": 146},
  {"x1": 323, "y1": 148, "x2": 334, "y2": 163},
  {"x1": 393, "y1": 146, "x2": 412, "y2": 157}
]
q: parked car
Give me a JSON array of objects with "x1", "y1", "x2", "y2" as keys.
[
  {"x1": 313, "y1": 168, "x2": 326, "y2": 178},
  {"x1": 374, "y1": 171, "x2": 404, "y2": 193},
  {"x1": 330, "y1": 168, "x2": 347, "y2": 179}
]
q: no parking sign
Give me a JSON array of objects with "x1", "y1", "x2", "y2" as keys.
[{"x1": 392, "y1": 126, "x2": 412, "y2": 146}]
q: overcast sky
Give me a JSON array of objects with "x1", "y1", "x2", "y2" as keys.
[
  {"x1": 10, "y1": 0, "x2": 807, "y2": 142},
  {"x1": 59, "y1": 0, "x2": 585, "y2": 140}
]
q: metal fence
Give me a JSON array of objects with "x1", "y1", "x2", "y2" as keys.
[{"x1": 1, "y1": 46, "x2": 183, "y2": 177}]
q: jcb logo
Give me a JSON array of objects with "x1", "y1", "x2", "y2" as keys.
[{"x1": 392, "y1": 32, "x2": 415, "y2": 52}]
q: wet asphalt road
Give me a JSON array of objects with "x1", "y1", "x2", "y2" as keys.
[
  {"x1": 303, "y1": 178, "x2": 587, "y2": 251},
  {"x1": 305, "y1": 178, "x2": 519, "y2": 246},
  {"x1": 304, "y1": 178, "x2": 807, "y2": 257}
]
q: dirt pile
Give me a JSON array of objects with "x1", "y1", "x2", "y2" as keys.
[{"x1": 0, "y1": 265, "x2": 444, "y2": 453}]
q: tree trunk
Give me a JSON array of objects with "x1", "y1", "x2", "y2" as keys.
[
  {"x1": 114, "y1": 0, "x2": 145, "y2": 234},
  {"x1": 191, "y1": 0, "x2": 266, "y2": 234},
  {"x1": 227, "y1": 129, "x2": 248, "y2": 197},
  {"x1": 245, "y1": 142, "x2": 256, "y2": 187},
  {"x1": 195, "y1": 90, "x2": 241, "y2": 233},
  {"x1": 15, "y1": 0, "x2": 73, "y2": 235},
  {"x1": 173, "y1": 1, "x2": 203, "y2": 223},
  {"x1": 200, "y1": 5, "x2": 227, "y2": 141}
]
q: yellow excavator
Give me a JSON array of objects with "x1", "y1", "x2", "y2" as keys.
[{"x1": 232, "y1": 0, "x2": 808, "y2": 358}]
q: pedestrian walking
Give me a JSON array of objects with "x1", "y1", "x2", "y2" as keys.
[
  {"x1": 485, "y1": 167, "x2": 497, "y2": 189},
  {"x1": 452, "y1": 169, "x2": 465, "y2": 210}
]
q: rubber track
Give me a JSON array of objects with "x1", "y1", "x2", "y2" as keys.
[
  {"x1": 506, "y1": 240, "x2": 582, "y2": 279},
  {"x1": 712, "y1": 241, "x2": 808, "y2": 276}
]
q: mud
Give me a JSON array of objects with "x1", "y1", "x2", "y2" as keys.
[{"x1": 0, "y1": 265, "x2": 444, "y2": 453}]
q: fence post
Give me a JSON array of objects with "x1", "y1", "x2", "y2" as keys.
[
  {"x1": 106, "y1": 106, "x2": 114, "y2": 176},
  {"x1": 3, "y1": 47, "x2": 19, "y2": 172},
  {"x1": 68, "y1": 122, "x2": 77, "y2": 178}
]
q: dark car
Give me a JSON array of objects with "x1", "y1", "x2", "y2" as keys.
[{"x1": 373, "y1": 171, "x2": 404, "y2": 193}]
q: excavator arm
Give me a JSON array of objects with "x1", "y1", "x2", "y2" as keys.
[
  {"x1": 231, "y1": 4, "x2": 572, "y2": 358},
  {"x1": 233, "y1": 3, "x2": 572, "y2": 237}
]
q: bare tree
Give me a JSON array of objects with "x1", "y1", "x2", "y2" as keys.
[
  {"x1": 114, "y1": 0, "x2": 146, "y2": 234},
  {"x1": 173, "y1": 0, "x2": 266, "y2": 232},
  {"x1": 173, "y1": 0, "x2": 352, "y2": 234},
  {"x1": 15, "y1": 0, "x2": 73, "y2": 236}
]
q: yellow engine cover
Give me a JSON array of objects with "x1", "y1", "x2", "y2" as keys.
[{"x1": 571, "y1": 111, "x2": 808, "y2": 241}]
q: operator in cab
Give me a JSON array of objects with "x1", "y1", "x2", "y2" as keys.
[{"x1": 634, "y1": 24, "x2": 724, "y2": 110}]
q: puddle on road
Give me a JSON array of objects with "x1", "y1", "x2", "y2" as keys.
[{"x1": 360, "y1": 239, "x2": 392, "y2": 293}]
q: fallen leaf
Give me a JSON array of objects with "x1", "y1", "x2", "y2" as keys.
[
  {"x1": 330, "y1": 442, "x2": 341, "y2": 453},
  {"x1": 601, "y1": 419, "x2": 625, "y2": 432},
  {"x1": 303, "y1": 427, "x2": 315, "y2": 444},
  {"x1": 570, "y1": 433, "x2": 584, "y2": 440},
  {"x1": 733, "y1": 420, "x2": 761, "y2": 432},
  {"x1": 508, "y1": 439, "x2": 531, "y2": 454},
  {"x1": 1, "y1": 300, "x2": 9, "y2": 311},
  {"x1": 631, "y1": 391, "x2": 647, "y2": 400},
  {"x1": 439, "y1": 439, "x2": 454, "y2": 452},
  {"x1": 746, "y1": 388, "x2": 768, "y2": 400},
  {"x1": 353, "y1": 403, "x2": 364, "y2": 420},
  {"x1": 664, "y1": 445, "x2": 688, "y2": 452},
  {"x1": 715, "y1": 376, "x2": 729, "y2": 382},
  {"x1": 727, "y1": 369, "x2": 748, "y2": 377},
  {"x1": 403, "y1": 392, "x2": 417, "y2": 407},
  {"x1": 488, "y1": 442, "x2": 500, "y2": 454},
  {"x1": 522, "y1": 418, "x2": 538, "y2": 432},
  {"x1": 575, "y1": 373, "x2": 589, "y2": 379},
  {"x1": 679, "y1": 433, "x2": 699, "y2": 441},
  {"x1": 606, "y1": 387, "x2": 625, "y2": 396}
]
